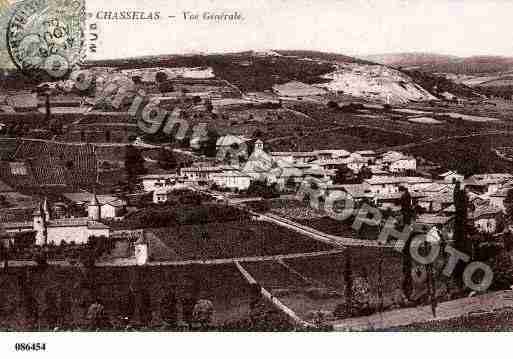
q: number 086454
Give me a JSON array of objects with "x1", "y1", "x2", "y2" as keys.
[{"x1": 14, "y1": 343, "x2": 46, "y2": 351}]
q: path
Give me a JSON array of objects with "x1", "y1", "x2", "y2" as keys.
[{"x1": 331, "y1": 289, "x2": 513, "y2": 331}]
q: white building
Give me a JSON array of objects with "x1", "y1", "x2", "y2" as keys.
[
  {"x1": 365, "y1": 176, "x2": 433, "y2": 195},
  {"x1": 31, "y1": 194, "x2": 111, "y2": 245},
  {"x1": 212, "y1": 171, "x2": 252, "y2": 191},
  {"x1": 490, "y1": 187, "x2": 511, "y2": 211},
  {"x1": 270, "y1": 151, "x2": 317, "y2": 164},
  {"x1": 354, "y1": 150, "x2": 376, "y2": 164},
  {"x1": 62, "y1": 192, "x2": 127, "y2": 219},
  {"x1": 465, "y1": 173, "x2": 513, "y2": 196},
  {"x1": 472, "y1": 205, "x2": 503, "y2": 233},
  {"x1": 439, "y1": 171, "x2": 464, "y2": 184},
  {"x1": 152, "y1": 183, "x2": 189, "y2": 204},
  {"x1": 180, "y1": 166, "x2": 227, "y2": 183},
  {"x1": 139, "y1": 173, "x2": 182, "y2": 193},
  {"x1": 389, "y1": 157, "x2": 417, "y2": 173}
]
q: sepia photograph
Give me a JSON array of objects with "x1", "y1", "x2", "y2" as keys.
[{"x1": 1, "y1": 0, "x2": 513, "y2": 356}]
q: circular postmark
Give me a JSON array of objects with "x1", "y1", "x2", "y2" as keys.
[{"x1": 6, "y1": 0, "x2": 85, "y2": 78}]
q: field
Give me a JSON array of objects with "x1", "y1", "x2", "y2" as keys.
[
  {"x1": 298, "y1": 217, "x2": 381, "y2": 242},
  {"x1": 241, "y1": 248, "x2": 408, "y2": 321},
  {"x1": 0, "y1": 263, "x2": 259, "y2": 330},
  {"x1": 285, "y1": 101, "x2": 513, "y2": 146},
  {"x1": 246, "y1": 199, "x2": 383, "y2": 242},
  {"x1": 405, "y1": 134, "x2": 513, "y2": 176},
  {"x1": 440, "y1": 112, "x2": 502, "y2": 122},
  {"x1": 148, "y1": 220, "x2": 334, "y2": 261}
]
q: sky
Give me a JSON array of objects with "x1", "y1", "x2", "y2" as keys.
[
  {"x1": 1, "y1": 0, "x2": 512, "y2": 68},
  {"x1": 84, "y1": 0, "x2": 513, "y2": 60}
]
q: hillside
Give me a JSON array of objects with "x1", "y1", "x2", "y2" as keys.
[
  {"x1": 274, "y1": 50, "x2": 375, "y2": 65},
  {"x1": 362, "y1": 52, "x2": 513, "y2": 75},
  {"x1": 85, "y1": 51, "x2": 336, "y2": 92},
  {"x1": 53, "y1": 50, "x2": 481, "y2": 104},
  {"x1": 361, "y1": 53, "x2": 460, "y2": 68}
]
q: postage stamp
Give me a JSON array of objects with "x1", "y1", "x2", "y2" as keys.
[{"x1": 5, "y1": 0, "x2": 85, "y2": 78}]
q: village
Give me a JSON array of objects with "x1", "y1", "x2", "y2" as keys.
[{"x1": 2, "y1": 55, "x2": 513, "y2": 331}]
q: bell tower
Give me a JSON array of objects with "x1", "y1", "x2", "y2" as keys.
[{"x1": 88, "y1": 192, "x2": 101, "y2": 221}]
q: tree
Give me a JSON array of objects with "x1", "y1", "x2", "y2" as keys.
[
  {"x1": 357, "y1": 165, "x2": 373, "y2": 182},
  {"x1": 204, "y1": 99, "x2": 214, "y2": 113},
  {"x1": 125, "y1": 145, "x2": 146, "y2": 188},
  {"x1": 0, "y1": 236, "x2": 9, "y2": 273},
  {"x1": 42, "y1": 290, "x2": 59, "y2": 329},
  {"x1": 327, "y1": 100, "x2": 339, "y2": 110},
  {"x1": 452, "y1": 182, "x2": 476, "y2": 287},
  {"x1": 157, "y1": 147, "x2": 177, "y2": 170},
  {"x1": 155, "y1": 72, "x2": 173, "y2": 93},
  {"x1": 505, "y1": 188, "x2": 513, "y2": 224},
  {"x1": 160, "y1": 289, "x2": 178, "y2": 326},
  {"x1": 199, "y1": 128, "x2": 219, "y2": 158},
  {"x1": 334, "y1": 164, "x2": 353, "y2": 184},
  {"x1": 398, "y1": 186, "x2": 415, "y2": 300}
]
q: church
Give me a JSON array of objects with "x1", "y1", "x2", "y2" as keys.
[{"x1": 33, "y1": 193, "x2": 111, "y2": 246}]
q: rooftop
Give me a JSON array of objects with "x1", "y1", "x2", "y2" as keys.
[
  {"x1": 465, "y1": 173, "x2": 513, "y2": 186},
  {"x1": 47, "y1": 218, "x2": 110, "y2": 229},
  {"x1": 416, "y1": 214, "x2": 453, "y2": 225},
  {"x1": 365, "y1": 176, "x2": 433, "y2": 185},
  {"x1": 62, "y1": 192, "x2": 124, "y2": 207}
]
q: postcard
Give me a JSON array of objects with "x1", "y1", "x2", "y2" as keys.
[{"x1": 1, "y1": 0, "x2": 513, "y2": 356}]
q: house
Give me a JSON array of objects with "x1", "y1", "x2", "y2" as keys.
[
  {"x1": 379, "y1": 151, "x2": 417, "y2": 173},
  {"x1": 414, "y1": 214, "x2": 454, "y2": 239},
  {"x1": 404, "y1": 177, "x2": 435, "y2": 191},
  {"x1": 216, "y1": 135, "x2": 251, "y2": 157},
  {"x1": 354, "y1": 150, "x2": 376, "y2": 164},
  {"x1": 464, "y1": 173, "x2": 513, "y2": 196},
  {"x1": 62, "y1": 192, "x2": 127, "y2": 219},
  {"x1": 180, "y1": 166, "x2": 226, "y2": 183},
  {"x1": 242, "y1": 140, "x2": 286, "y2": 182},
  {"x1": 439, "y1": 171, "x2": 464, "y2": 183},
  {"x1": 212, "y1": 170, "x2": 251, "y2": 191},
  {"x1": 270, "y1": 166, "x2": 308, "y2": 190},
  {"x1": 342, "y1": 154, "x2": 369, "y2": 173},
  {"x1": 101, "y1": 199, "x2": 127, "y2": 218},
  {"x1": 380, "y1": 151, "x2": 407, "y2": 164},
  {"x1": 43, "y1": 218, "x2": 110, "y2": 245},
  {"x1": 325, "y1": 184, "x2": 374, "y2": 205},
  {"x1": 471, "y1": 205, "x2": 503, "y2": 233},
  {"x1": 153, "y1": 188, "x2": 173, "y2": 204},
  {"x1": 270, "y1": 151, "x2": 317, "y2": 164},
  {"x1": 9, "y1": 195, "x2": 112, "y2": 245},
  {"x1": 364, "y1": 176, "x2": 404, "y2": 195},
  {"x1": 364, "y1": 176, "x2": 433, "y2": 195},
  {"x1": 389, "y1": 157, "x2": 417, "y2": 174},
  {"x1": 375, "y1": 191, "x2": 426, "y2": 209},
  {"x1": 2, "y1": 221, "x2": 34, "y2": 234},
  {"x1": 139, "y1": 173, "x2": 183, "y2": 193},
  {"x1": 368, "y1": 165, "x2": 390, "y2": 175},
  {"x1": 315, "y1": 150, "x2": 351, "y2": 161},
  {"x1": 489, "y1": 187, "x2": 511, "y2": 211},
  {"x1": 310, "y1": 158, "x2": 353, "y2": 171},
  {"x1": 417, "y1": 191, "x2": 454, "y2": 213}
]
